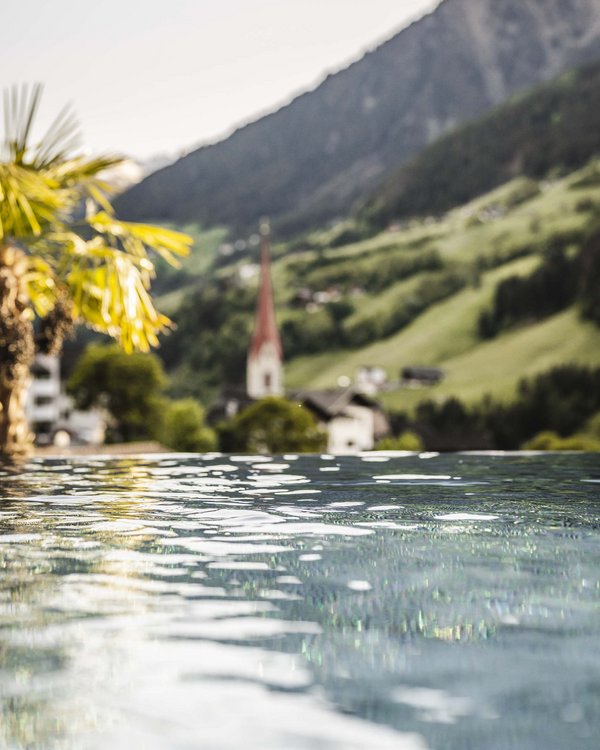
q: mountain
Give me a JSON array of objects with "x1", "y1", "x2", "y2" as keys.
[
  {"x1": 101, "y1": 155, "x2": 175, "y2": 194},
  {"x1": 115, "y1": 0, "x2": 600, "y2": 235},
  {"x1": 148, "y1": 58, "x2": 600, "y2": 407},
  {"x1": 362, "y1": 59, "x2": 600, "y2": 227}
]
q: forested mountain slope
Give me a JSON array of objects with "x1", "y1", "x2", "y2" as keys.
[
  {"x1": 363, "y1": 60, "x2": 600, "y2": 227},
  {"x1": 115, "y1": 0, "x2": 600, "y2": 235}
]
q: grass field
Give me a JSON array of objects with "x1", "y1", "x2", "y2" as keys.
[
  {"x1": 282, "y1": 165, "x2": 600, "y2": 410},
  {"x1": 285, "y1": 256, "x2": 542, "y2": 393}
]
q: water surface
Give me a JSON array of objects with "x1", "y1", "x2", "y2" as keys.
[{"x1": 0, "y1": 452, "x2": 599, "y2": 749}]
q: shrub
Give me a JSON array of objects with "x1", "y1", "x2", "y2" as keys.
[
  {"x1": 376, "y1": 432, "x2": 424, "y2": 452},
  {"x1": 217, "y1": 397, "x2": 327, "y2": 454},
  {"x1": 522, "y1": 430, "x2": 600, "y2": 451},
  {"x1": 161, "y1": 399, "x2": 217, "y2": 452}
]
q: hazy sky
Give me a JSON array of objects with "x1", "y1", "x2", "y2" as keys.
[{"x1": 4, "y1": 0, "x2": 439, "y2": 160}]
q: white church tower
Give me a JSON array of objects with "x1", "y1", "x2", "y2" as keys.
[{"x1": 246, "y1": 220, "x2": 284, "y2": 399}]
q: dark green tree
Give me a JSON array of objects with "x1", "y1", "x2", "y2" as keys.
[
  {"x1": 162, "y1": 399, "x2": 217, "y2": 452},
  {"x1": 478, "y1": 248, "x2": 578, "y2": 339},
  {"x1": 579, "y1": 227, "x2": 600, "y2": 325},
  {"x1": 218, "y1": 397, "x2": 326, "y2": 454},
  {"x1": 67, "y1": 344, "x2": 167, "y2": 442}
]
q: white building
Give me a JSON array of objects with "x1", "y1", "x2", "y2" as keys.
[
  {"x1": 26, "y1": 354, "x2": 105, "y2": 446},
  {"x1": 297, "y1": 388, "x2": 390, "y2": 455},
  {"x1": 26, "y1": 354, "x2": 61, "y2": 441}
]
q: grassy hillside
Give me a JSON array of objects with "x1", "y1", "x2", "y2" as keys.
[
  {"x1": 288, "y1": 306, "x2": 600, "y2": 413},
  {"x1": 280, "y1": 163, "x2": 600, "y2": 409},
  {"x1": 285, "y1": 257, "x2": 540, "y2": 386}
]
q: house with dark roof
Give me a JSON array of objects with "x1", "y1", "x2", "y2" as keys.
[
  {"x1": 401, "y1": 366, "x2": 445, "y2": 387},
  {"x1": 293, "y1": 388, "x2": 389, "y2": 455}
]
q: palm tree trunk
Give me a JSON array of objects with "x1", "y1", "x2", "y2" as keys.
[{"x1": 0, "y1": 244, "x2": 34, "y2": 459}]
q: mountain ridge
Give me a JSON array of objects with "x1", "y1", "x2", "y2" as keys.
[
  {"x1": 116, "y1": 0, "x2": 600, "y2": 235},
  {"x1": 362, "y1": 58, "x2": 600, "y2": 226}
]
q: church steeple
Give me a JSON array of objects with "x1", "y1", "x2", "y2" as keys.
[{"x1": 246, "y1": 220, "x2": 283, "y2": 398}]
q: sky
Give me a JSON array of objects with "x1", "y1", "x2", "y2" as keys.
[{"x1": 3, "y1": 0, "x2": 440, "y2": 161}]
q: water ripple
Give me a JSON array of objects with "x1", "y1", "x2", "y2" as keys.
[{"x1": 0, "y1": 453, "x2": 599, "y2": 749}]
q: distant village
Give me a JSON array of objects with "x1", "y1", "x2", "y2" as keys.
[{"x1": 28, "y1": 223, "x2": 444, "y2": 454}]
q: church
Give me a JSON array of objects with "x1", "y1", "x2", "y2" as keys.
[
  {"x1": 244, "y1": 221, "x2": 389, "y2": 455},
  {"x1": 246, "y1": 220, "x2": 284, "y2": 399}
]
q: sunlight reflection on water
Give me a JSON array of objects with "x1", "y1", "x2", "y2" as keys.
[{"x1": 0, "y1": 452, "x2": 599, "y2": 749}]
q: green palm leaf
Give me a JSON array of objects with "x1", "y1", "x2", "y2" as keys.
[{"x1": 1, "y1": 83, "x2": 193, "y2": 352}]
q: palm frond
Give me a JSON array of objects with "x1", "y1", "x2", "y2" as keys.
[
  {"x1": 35, "y1": 102, "x2": 81, "y2": 167},
  {"x1": 88, "y1": 212, "x2": 192, "y2": 266},
  {"x1": 49, "y1": 155, "x2": 124, "y2": 216},
  {"x1": 2, "y1": 83, "x2": 81, "y2": 167},
  {"x1": 0, "y1": 162, "x2": 69, "y2": 240},
  {"x1": 2, "y1": 83, "x2": 42, "y2": 163},
  {"x1": 23, "y1": 255, "x2": 60, "y2": 317},
  {"x1": 66, "y1": 240, "x2": 173, "y2": 352},
  {"x1": 1, "y1": 84, "x2": 194, "y2": 354}
]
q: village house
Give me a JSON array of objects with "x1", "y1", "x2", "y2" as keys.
[
  {"x1": 293, "y1": 388, "x2": 389, "y2": 454},
  {"x1": 26, "y1": 353, "x2": 105, "y2": 446},
  {"x1": 401, "y1": 366, "x2": 445, "y2": 387}
]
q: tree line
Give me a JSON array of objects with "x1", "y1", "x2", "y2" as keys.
[
  {"x1": 68, "y1": 341, "x2": 600, "y2": 454},
  {"x1": 389, "y1": 365, "x2": 600, "y2": 451},
  {"x1": 479, "y1": 225, "x2": 600, "y2": 338}
]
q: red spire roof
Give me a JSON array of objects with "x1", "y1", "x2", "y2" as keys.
[{"x1": 249, "y1": 221, "x2": 283, "y2": 359}]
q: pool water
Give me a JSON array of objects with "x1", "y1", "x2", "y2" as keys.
[{"x1": 0, "y1": 452, "x2": 599, "y2": 749}]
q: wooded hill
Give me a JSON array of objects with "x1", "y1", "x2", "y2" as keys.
[
  {"x1": 363, "y1": 59, "x2": 600, "y2": 228},
  {"x1": 67, "y1": 44, "x2": 600, "y2": 449}
]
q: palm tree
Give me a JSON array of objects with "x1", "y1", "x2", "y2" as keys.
[{"x1": 0, "y1": 84, "x2": 192, "y2": 459}]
